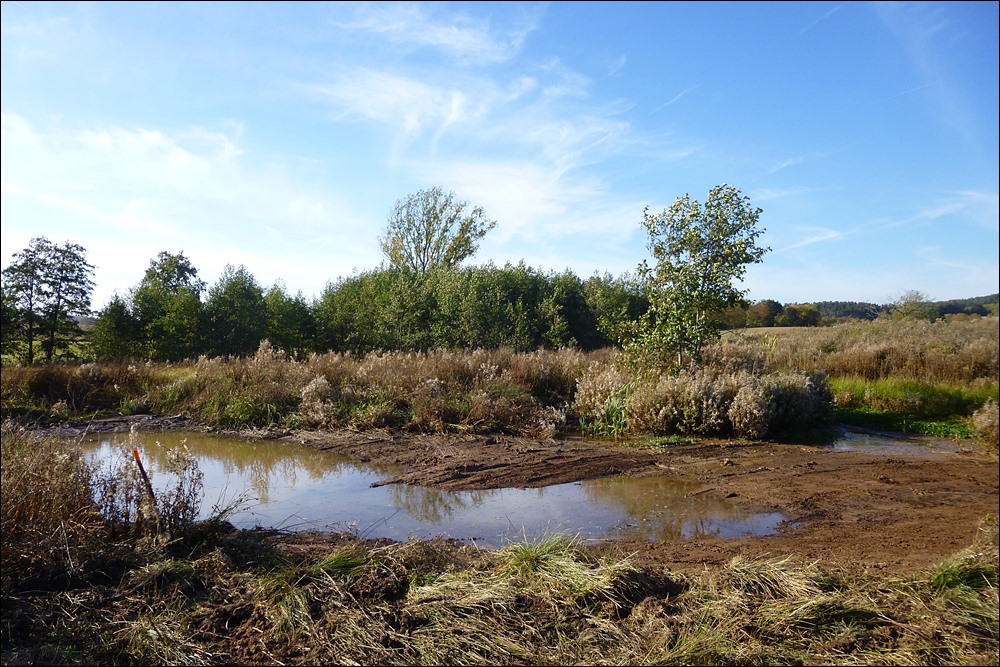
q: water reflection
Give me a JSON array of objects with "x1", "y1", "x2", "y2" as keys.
[
  {"x1": 583, "y1": 475, "x2": 785, "y2": 540},
  {"x1": 832, "y1": 429, "x2": 962, "y2": 456},
  {"x1": 386, "y1": 484, "x2": 494, "y2": 524},
  {"x1": 80, "y1": 431, "x2": 784, "y2": 546}
]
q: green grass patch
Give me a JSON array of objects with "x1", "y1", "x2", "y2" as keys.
[
  {"x1": 645, "y1": 434, "x2": 696, "y2": 449},
  {"x1": 830, "y1": 376, "x2": 997, "y2": 420},
  {"x1": 834, "y1": 406, "x2": 975, "y2": 438}
]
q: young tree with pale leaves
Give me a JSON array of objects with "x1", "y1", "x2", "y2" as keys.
[{"x1": 626, "y1": 184, "x2": 770, "y2": 372}]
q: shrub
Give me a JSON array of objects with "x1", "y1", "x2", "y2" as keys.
[
  {"x1": 572, "y1": 360, "x2": 634, "y2": 436},
  {"x1": 299, "y1": 375, "x2": 340, "y2": 427},
  {"x1": 410, "y1": 378, "x2": 463, "y2": 432},
  {"x1": 761, "y1": 371, "x2": 833, "y2": 434},
  {"x1": 728, "y1": 381, "x2": 770, "y2": 439},
  {"x1": 972, "y1": 399, "x2": 999, "y2": 447},
  {"x1": 626, "y1": 369, "x2": 741, "y2": 436},
  {"x1": 589, "y1": 369, "x2": 834, "y2": 439}
]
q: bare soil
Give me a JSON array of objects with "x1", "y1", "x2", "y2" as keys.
[{"x1": 286, "y1": 428, "x2": 999, "y2": 575}]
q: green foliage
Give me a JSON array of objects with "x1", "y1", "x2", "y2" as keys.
[
  {"x1": 813, "y1": 300, "x2": 883, "y2": 320},
  {"x1": 774, "y1": 303, "x2": 820, "y2": 327},
  {"x1": 832, "y1": 407, "x2": 975, "y2": 438},
  {"x1": 204, "y1": 264, "x2": 266, "y2": 358},
  {"x1": 626, "y1": 184, "x2": 769, "y2": 372},
  {"x1": 127, "y1": 252, "x2": 207, "y2": 361},
  {"x1": 1, "y1": 236, "x2": 96, "y2": 364},
  {"x1": 578, "y1": 380, "x2": 633, "y2": 438},
  {"x1": 313, "y1": 263, "x2": 623, "y2": 354},
  {"x1": 830, "y1": 377, "x2": 996, "y2": 420},
  {"x1": 264, "y1": 282, "x2": 315, "y2": 358},
  {"x1": 744, "y1": 299, "x2": 784, "y2": 328},
  {"x1": 583, "y1": 272, "x2": 648, "y2": 346},
  {"x1": 379, "y1": 186, "x2": 496, "y2": 274},
  {"x1": 91, "y1": 293, "x2": 141, "y2": 361},
  {"x1": 890, "y1": 289, "x2": 938, "y2": 322}
]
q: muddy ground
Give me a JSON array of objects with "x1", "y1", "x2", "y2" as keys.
[
  {"x1": 287, "y1": 427, "x2": 999, "y2": 575},
  {"x1": 35, "y1": 414, "x2": 1000, "y2": 575}
]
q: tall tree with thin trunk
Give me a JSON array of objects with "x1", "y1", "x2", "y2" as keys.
[
  {"x1": 1, "y1": 237, "x2": 95, "y2": 364},
  {"x1": 205, "y1": 264, "x2": 266, "y2": 357}
]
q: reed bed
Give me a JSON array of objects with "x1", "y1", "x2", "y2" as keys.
[{"x1": 2, "y1": 316, "x2": 996, "y2": 441}]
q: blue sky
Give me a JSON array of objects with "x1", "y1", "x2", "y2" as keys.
[{"x1": 2, "y1": 1, "x2": 997, "y2": 311}]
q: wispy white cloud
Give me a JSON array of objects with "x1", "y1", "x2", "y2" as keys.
[
  {"x1": 304, "y1": 61, "x2": 633, "y2": 178},
  {"x1": 949, "y1": 189, "x2": 1000, "y2": 232},
  {"x1": 652, "y1": 85, "x2": 700, "y2": 113},
  {"x1": 332, "y1": 2, "x2": 538, "y2": 64},
  {"x1": 865, "y1": 200, "x2": 965, "y2": 233},
  {"x1": 766, "y1": 156, "x2": 806, "y2": 174},
  {"x1": 772, "y1": 227, "x2": 845, "y2": 253},
  {"x1": 875, "y1": 2, "x2": 980, "y2": 146},
  {"x1": 798, "y1": 3, "x2": 845, "y2": 35},
  {"x1": 751, "y1": 186, "x2": 809, "y2": 202},
  {"x1": 306, "y1": 68, "x2": 472, "y2": 141},
  {"x1": 608, "y1": 54, "x2": 627, "y2": 77}
]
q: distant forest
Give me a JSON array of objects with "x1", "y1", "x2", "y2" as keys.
[{"x1": 814, "y1": 295, "x2": 1000, "y2": 320}]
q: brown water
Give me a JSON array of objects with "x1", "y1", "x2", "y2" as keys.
[
  {"x1": 831, "y1": 428, "x2": 964, "y2": 456},
  {"x1": 79, "y1": 431, "x2": 787, "y2": 547}
]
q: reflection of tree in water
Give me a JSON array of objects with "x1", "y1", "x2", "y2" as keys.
[
  {"x1": 387, "y1": 485, "x2": 496, "y2": 524},
  {"x1": 582, "y1": 476, "x2": 748, "y2": 541},
  {"x1": 88, "y1": 432, "x2": 394, "y2": 509}
]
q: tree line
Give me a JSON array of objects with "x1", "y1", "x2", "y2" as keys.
[
  {"x1": 3, "y1": 186, "x2": 995, "y2": 365},
  {"x1": 91, "y1": 257, "x2": 649, "y2": 361}
]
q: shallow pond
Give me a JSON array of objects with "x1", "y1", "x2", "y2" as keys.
[
  {"x1": 832, "y1": 428, "x2": 964, "y2": 456},
  {"x1": 80, "y1": 431, "x2": 785, "y2": 547}
]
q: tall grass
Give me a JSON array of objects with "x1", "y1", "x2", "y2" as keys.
[
  {"x1": 1, "y1": 421, "x2": 212, "y2": 591},
  {"x1": 0, "y1": 422, "x2": 105, "y2": 584},
  {"x1": 2, "y1": 316, "x2": 996, "y2": 439},
  {"x1": 711, "y1": 316, "x2": 998, "y2": 385}
]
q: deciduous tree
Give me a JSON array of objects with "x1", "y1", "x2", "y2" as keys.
[
  {"x1": 91, "y1": 293, "x2": 140, "y2": 360},
  {"x1": 379, "y1": 187, "x2": 496, "y2": 274},
  {"x1": 264, "y1": 282, "x2": 315, "y2": 358},
  {"x1": 205, "y1": 264, "x2": 266, "y2": 357},
  {"x1": 1, "y1": 237, "x2": 95, "y2": 364},
  {"x1": 626, "y1": 184, "x2": 769, "y2": 372},
  {"x1": 129, "y1": 252, "x2": 206, "y2": 361}
]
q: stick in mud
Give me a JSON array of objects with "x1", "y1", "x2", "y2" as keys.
[
  {"x1": 132, "y1": 447, "x2": 157, "y2": 503},
  {"x1": 132, "y1": 447, "x2": 165, "y2": 535}
]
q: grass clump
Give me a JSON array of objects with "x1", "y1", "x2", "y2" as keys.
[
  {"x1": 0, "y1": 421, "x2": 106, "y2": 585},
  {"x1": 972, "y1": 398, "x2": 999, "y2": 448}
]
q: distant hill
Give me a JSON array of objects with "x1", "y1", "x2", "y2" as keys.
[
  {"x1": 933, "y1": 294, "x2": 999, "y2": 316},
  {"x1": 797, "y1": 294, "x2": 997, "y2": 321}
]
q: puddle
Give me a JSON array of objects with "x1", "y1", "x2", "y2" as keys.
[
  {"x1": 79, "y1": 431, "x2": 785, "y2": 547},
  {"x1": 831, "y1": 429, "x2": 963, "y2": 456}
]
